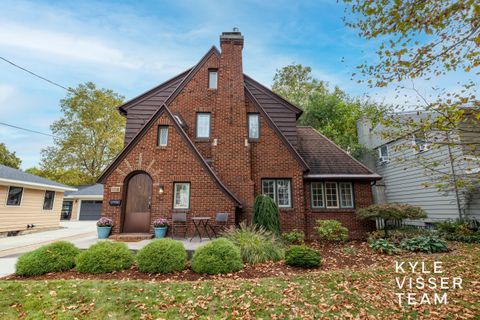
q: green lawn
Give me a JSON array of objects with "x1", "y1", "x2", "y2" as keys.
[{"x1": 1, "y1": 244, "x2": 479, "y2": 319}]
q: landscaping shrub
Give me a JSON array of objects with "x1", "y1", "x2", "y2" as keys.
[
  {"x1": 357, "y1": 203, "x2": 427, "y2": 237},
  {"x1": 16, "y1": 241, "x2": 80, "y2": 276},
  {"x1": 369, "y1": 239, "x2": 398, "y2": 255},
  {"x1": 400, "y1": 236, "x2": 448, "y2": 253},
  {"x1": 136, "y1": 239, "x2": 187, "y2": 274},
  {"x1": 315, "y1": 220, "x2": 348, "y2": 242},
  {"x1": 367, "y1": 227, "x2": 431, "y2": 245},
  {"x1": 253, "y1": 194, "x2": 280, "y2": 234},
  {"x1": 285, "y1": 245, "x2": 321, "y2": 268},
  {"x1": 191, "y1": 238, "x2": 243, "y2": 274},
  {"x1": 444, "y1": 232, "x2": 480, "y2": 243},
  {"x1": 223, "y1": 223, "x2": 284, "y2": 264},
  {"x1": 76, "y1": 241, "x2": 134, "y2": 274},
  {"x1": 282, "y1": 230, "x2": 305, "y2": 245}
]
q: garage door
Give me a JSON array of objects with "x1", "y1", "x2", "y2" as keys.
[{"x1": 79, "y1": 200, "x2": 103, "y2": 220}]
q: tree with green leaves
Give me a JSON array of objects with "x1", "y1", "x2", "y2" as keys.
[
  {"x1": 0, "y1": 143, "x2": 21, "y2": 169},
  {"x1": 273, "y1": 64, "x2": 386, "y2": 158},
  {"x1": 36, "y1": 82, "x2": 125, "y2": 186},
  {"x1": 342, "y1": 0, "x2": 480, "y2": 193}
]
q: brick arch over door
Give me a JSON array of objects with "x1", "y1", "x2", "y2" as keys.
[{"x1": 122, "y1": 171, "x2": 153, "y2": 233}]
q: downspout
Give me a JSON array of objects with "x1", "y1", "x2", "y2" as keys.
[{"x1": 446, "y1": 131, "x2": 462, "y2": 218}]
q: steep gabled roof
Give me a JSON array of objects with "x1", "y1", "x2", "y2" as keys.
[
  {"x1": 97, "y1": 105, "x2": 242, "y2": 206},
  {"x1": 245, "y1": 86, "x2": 310, "y2": 171},
  {"x1": 297, "y1": 127, "x2": 381, "y2": 180}
]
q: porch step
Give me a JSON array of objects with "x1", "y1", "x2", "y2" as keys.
[{"x1": 109, "y1": 233, "x2": 153, "y2": 242}]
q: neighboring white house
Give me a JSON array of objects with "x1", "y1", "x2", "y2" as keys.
[
  {"x1": 62, "y1": 184, "x2": 103, "y2": 221},
  {"x1": 0, "y1": 164, "x2": 77, "y2": 235},
  {"x1": 357, "y1": 112, "x2": 480, "y2": 226}
]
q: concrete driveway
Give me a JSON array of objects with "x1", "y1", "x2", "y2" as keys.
[{"x1": 0, "y1": 221, "x2": 96, "y2": 277}]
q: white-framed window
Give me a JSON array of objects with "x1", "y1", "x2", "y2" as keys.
[
  {"x1": 412, "y1": 134, "x2": 429, "y2": 153},
  {"x1": 173, "y1": 182, "x2": 190, "y2": 209},
  {"x1": 43, "y1": 190, "x2": 55, "y2": 210},
  {"x1": 196, "y1": 113, "x2": 211, "y2": 139},
  {"x1": 311, "y1": 182, "x2": 325, "y2": 208},
  {"x1": 208, "y1": 70, "x2": 218, "y2": 89},
  {"x1": 157, "y1": 125, "x2": 169, "y2": 147},
  {"x1": 378, "y1": 145, "x2": 389, "y2": 163},
  {"x1": 248, "y1": 113, "x2": 260, "y2": 139},
  {"x1": 6, "y1": 186, "x2": 23, "y2": 206},
  {"x1": 339, "y1": 182, "x2": 354, "y2": 208},
  {"x1": 261, "y1": 179, "x2": 292, "y2": 208},
  {"x1": 324, "y1": 182, "x2": 339, "y2": 208}
]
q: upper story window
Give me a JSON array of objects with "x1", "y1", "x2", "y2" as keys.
[
  {"x1": 196, "y1": 113, "x2": 211, "y2": 139},
  {"x1": 43, "y1": 190, "x2": 55, "y2": 210},
  {"x1": 311, "y1": 182, "x2": 354, "y2": 209},
  {"x1": 412, "y1": 133, "x2": 429, "y2": 153},
  {"x1": 248, "y1": 113, "x2": 260, "y2": 139},
  {"x1": 7, "y1": 186, "x2": 23, "y2": 206},
  {"x1": 208, "y1": 70, "x2": 218, "y2": 89},
  {"x1": 261, "y1": 179, "x2": 292, "y2": 208},
  {"x1": 157, "y1": 125, "x2": 169, "y2": 147},
  {"x1": 173, "y1": 182, "x2": 190, "y2": 209},
  {"x1": 378, "y1": 145, "x2": 389, "y2": 163}
]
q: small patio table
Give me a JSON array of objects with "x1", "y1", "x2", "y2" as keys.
[{"x1": 190, "y1": 217, "x2": 212, "y2": 242}]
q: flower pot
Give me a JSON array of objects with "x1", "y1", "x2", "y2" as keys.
[
  {"x1": 97, "y1": 226, "x2": 112, "y2": 239},
  {"x1": 154, "y1": 226, "x2": 168, "y2": 238}
]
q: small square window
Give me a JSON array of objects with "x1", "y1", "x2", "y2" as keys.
[
  {"x1": 311, "y1": 182, "x2": 325, "y2": 208},
  {"x1": 173, "y1": 182, "x2": 190, "y2": 209},
  {"x1": 208, "y1": 70, "x2": 218, "y2": 89},
  {"x1": 157, "y1": 126, "x2": 168, "y2": 147},
  {"x1": 261, "y1": 179, "x2": 292, "y2": 208},
  {"x1": 248, "y1": 114, "x2": 260, "y2": 139},
  {"x1": 43, "y1": 190, "x2": 55, "y2": 210},
  {"x1": 325, "y1": 182, "x2": 339, "y2": 208},
  {"x1": 196, "y1": 113, "x2": 211, "y2": 139},
  {"x1": 7, "y1": 186, "x2": 23, "y2": 206}
]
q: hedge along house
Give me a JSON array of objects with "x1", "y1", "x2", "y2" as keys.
[
  {"x1": 0, "y1": 164, "x2": 77, "y2": 235},
  {"x1": 98, "y1": 30, "x2": 381, "y2": 239}
]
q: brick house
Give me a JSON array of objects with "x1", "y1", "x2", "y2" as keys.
[{"x1": 97, "y1": 30, "x2": 380, "y2": 239}]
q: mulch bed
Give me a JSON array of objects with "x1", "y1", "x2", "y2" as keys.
[{"x1": 3, "y1": 241, "x2": 458, "y2": 282}]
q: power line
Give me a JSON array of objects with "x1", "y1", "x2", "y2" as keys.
[
  {"x1": 0, "y1": 121, "x2": 56, "y2": 138},
  {"x1": 0, "y1": 56, "x2": 69, "y2": 91}
]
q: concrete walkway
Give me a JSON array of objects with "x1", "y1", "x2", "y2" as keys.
[{"x1": 0, "y1": 221, "x2": 210, "y2": 277}]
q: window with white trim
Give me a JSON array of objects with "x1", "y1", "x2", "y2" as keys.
[
  {"x1": 248, "y1": 113, "x2": 259, "y2": 139},
  {"x1": 311, "y1": 182, "x2": 325, "y2": 208},
  {"x1": 412, "y1": 133, "x2": 429, "y2": 153},
  {"x1": 7, "y1": 186, "x2": 23, "y2": 206},
  {"x1": 208, "y1": 70, "x2": 218, "y2": 89},
  {"x1": 378, "y1": 145, "x2": 389, "y2": 163},
  {"x1": 43, "y1": 190, "x2": 55, "y2": 210},
  {"x1": 339, "y1": 182, "x2": 354, "y2": 208},
  {"x1": 157, "y1": 126, "x2": 168, "y2": 147},
  {"x1": 196, "y1": 113, "x2": 211, "y2": 138},
  {"x1": 173, "y1": 183, "x2": 190, "y2": 209},
  {"x1": 261, "y1": 179, "x2": 292, "y2": 208},
  {"x1": 324, "y1": 182, "x2": 339, "y2": 208}
]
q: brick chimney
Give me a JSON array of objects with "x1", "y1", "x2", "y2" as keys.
[{"x1": 213, "y1": 29, "x2": 254, "y2": 216}]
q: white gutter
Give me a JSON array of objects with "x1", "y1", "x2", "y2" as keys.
[
  {"x1": 64, "y1": 195, "x2": 103, "y2": 200},
  {"x1": 304, "y1": 174, "x2": 382, "y2": 180},
  {"x1": 0, "y1": 178, "x2": 77, "y2": 192}
]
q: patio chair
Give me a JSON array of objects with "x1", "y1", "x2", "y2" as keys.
[
  {"x1": 209, "y1": 212, "x2": 229, "y2": 237},
  {"x1": 171, "y1": 212, "x2": 188, "y2": 238}
]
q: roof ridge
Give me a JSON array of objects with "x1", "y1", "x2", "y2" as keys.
[{"x1": 307, "y1": 127, "x2": 376, "y2": 175}]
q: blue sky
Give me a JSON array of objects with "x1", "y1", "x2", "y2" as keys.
[{"x1": 0, "y1": 0, "x2": 471, "y2": 169}]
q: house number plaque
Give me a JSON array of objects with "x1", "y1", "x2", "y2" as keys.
[{"x1": 109, "y1": 200, "x2": 122, "y2": 206}]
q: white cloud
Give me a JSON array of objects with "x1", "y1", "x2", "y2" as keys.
[{"x1": 0, "y1": 84, "x2": 16, "y2": 104}]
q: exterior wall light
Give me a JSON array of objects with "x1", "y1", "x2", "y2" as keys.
[{"x1": 158, "y1": 185, "x2": 165, "y2": 195}]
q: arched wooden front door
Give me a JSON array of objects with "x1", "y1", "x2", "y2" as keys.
[{"x1": 123, "y1": 172, "x2": 152, "y2": 233}]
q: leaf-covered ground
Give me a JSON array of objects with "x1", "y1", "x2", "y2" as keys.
[{"x1": 0, "y1": 243, "x2": 478, "y2": 319}]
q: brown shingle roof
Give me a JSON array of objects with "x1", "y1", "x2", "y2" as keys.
[{"x1": 297, "y1": 127, "x2": 380, "y2": 179}]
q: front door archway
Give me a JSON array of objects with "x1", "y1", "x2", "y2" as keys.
[{"x1": 123, "y1": 172, "x2": 152, "y2": 233}]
